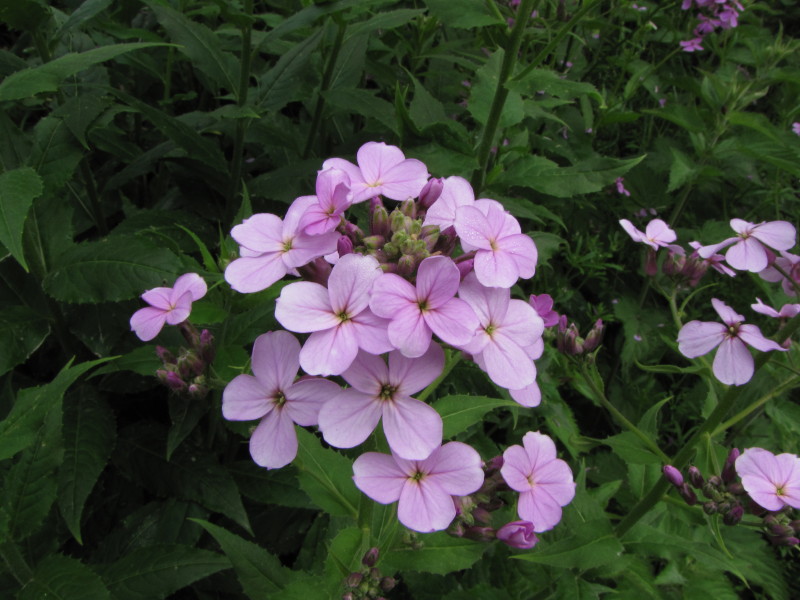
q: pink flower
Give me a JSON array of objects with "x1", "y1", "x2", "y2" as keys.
[
  {"x1": 422, "y1": 176, "x2": 476, "y2": 231},
  {"x1": 297, "y1": 168, "x2": 352, "y2": 235},
  {"x1": 130, "y1": 273, "x2": 207, "y2": 341},
  {"x1": 735, "y1": 448, "x2": 800, "y2": 511},
  {"x1": 322, "y1": 141, "x2": 429, "y2": 204},
  {"x1": 751, "y1": 298, "x2": 800, "y2": 320},
  {"x1": 352, "y1": 441, "x2": 484, "y2": 532},
  {"x1": 222, "y1": 331, "x2": 340, "y2": 469},
  {"x1": 225, "y1": 197, "x2": 339, "y2": 293},
  {"x1": 677, "y1": 298, "x2": 786, "y2": 385},
  {"x1": 615, "y1": 177, "x2": 631, "y2": 196},
  {"x1": 619, "y1": 218, "x2": 677, "y2": 250},
  {"x1": 318, "y1": 345, "x2": 444, "y2": 460},
  {"x1": 759, "y1": 251, "x2": 800, "y2": 296},
  {"x1": 680, "y1": 38, "x2": 704, "y2": 52},
  {"x1": 496, "y1": 521, "x2": 538, "y2": 549},
  {"x1": 370, "y1": 256, "x2": 478, "y2": 357},
  {"x1": 454, "y1": 201, "x2": 537, "y2": 288},
  {"x1": 458, "y1": 273, "x2": 544, "y2": 390},
  {"x1": 793, "y1": 122, "x2": 800, "y2": 136},
  {"x1": 688, "y1": 241, "x2": 736, "y2": 277},
  {"x1": 529, "y1": 294, "x2": 559, "y2": 328},
  {"x1": 697, "y1": 219, "x2": 796, "y2": 273},
  {"x1": 275, "y1": 254, "x2": 393, "y2": 375},
  {"x1": 501, "y1": 431, "x2": 575, "y2": 532}
]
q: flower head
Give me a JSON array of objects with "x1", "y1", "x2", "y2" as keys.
[
  {"x1": 697, "y1": 219, "x2": 796, "y2": 273},
  {"x1": 680, "y1": 38, "x2": 704, "y2": 52},
  {"x1": 735, "y1": 448, "x2": 800, "y2": 511},
  {"x1": 496, "y1": 521, "x2": 538, "y2": 549},
  {"x1": 130, "y1": 273, "x2": 207, "y2": 341},
  {"x1": 619, "y1": 218, "x2": 677, "y2": 250}
]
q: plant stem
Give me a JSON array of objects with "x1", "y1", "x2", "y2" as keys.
[
  {"x1": 471, "y1": 0, "x2": 539, "y2": 193},
  {"x1": 417, "y1": 351, "x2": 462, "y2": 403},
  {"x1": 711, "y1": 374, "x2": 798, "y2": 436}
]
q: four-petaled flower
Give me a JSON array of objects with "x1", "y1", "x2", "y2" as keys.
[
  {"x1": 697, "y1": 219, "x2": 796, "y2": 273},
  {"x1": 677, "y1": 298, "x2": 786, "y2": 385},
  {"x1": 352, "y1": 441, "x2": 484, "y2": 532},
  {"x1": 735, "y1": 448, "x2": 800, "y2": 511},
  {"x1": 619, "y1": 218, "x2": 677, "y2": 250},
  {"x1": 130, "y1": 273, "x2": 207, "y2": 341}
]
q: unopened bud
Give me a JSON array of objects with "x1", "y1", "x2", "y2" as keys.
[
  {"x1": 380, "y1": 577, "x2": 397, "y2": 592},
  {"x1": 663, "y1": 465, "x2": 684, "y2": 488},
  {"x1": 765, "y1": 518, "x2": 794, "y2": 538},
  {"x1": 726, "y1": 482, "x2": 744, "y2": 496},
  {"x1": 723, "y1": 505, "x2": 744, "y2": 526},
  {"x1": 177, "y1": 350, "x2": 205, "y2": 378},
  {"x1": 337, "y1": 236, "x2": 354, "y2": 257},
  {"x1": 708, "y1": 475, "x2": 722, "y2": 488},
  {"x1": 382, "y1": 242, "x2": 399, "y2": 258},
  {"x1": 463, "y1": 526, "x2": 495, "y2": 542},
  {"x1": 703, "y1": 501, "x2": 718, "y2": 515},
  {"x1": 433, "y1": 225, "x2": 457, "y2": 255},
  {"x1": 418, "y1": 177, "x2": 444, "y2": 210},
  {"x1": 644, "y1": 249, "x2": 658, "y2": 276},
  {"x1": 343, "y1": 221, "x2": 364, "y2": 245},
  {"x1": 408, "y1": 219, "x2": 422, "y2": 237},
  {"x1": 662, "y1": 251, "x2": 685, "y2": 276},
  {"x1": 722, "y1": 448, "x2": 740, "y2": 483},
  {"x1": 420, "y1": 224, "x2": 440, "y2": 251},
  {"x1": 583, "y1": 319, "x2": 604, "y2": 352},
  {"x1": 362, "y1": 547, "x2": 379, "y2": 567},
  {"x1": 473, "y1": 506, "x2": 492, "y2": 525},
  {"x1": 396, "y1": 254, "x2": 416, "y2": 277},
  {"x1": 342, "y1": 593, "x2": 354, "y2": 600},
  {"x1": 679, "y1": 483, "x2": 697, "y2": 506},
  {"x1": 790, "y1": 520, "x2": 800, "y2": 534},
  {"x1": 370, "y1": 202, "x2": 390, "y2": 237},
  {"x1": 400, "y1": 198, "x2": 416, "y2": 218},
  {"x1": 187, "y1": 382, "x2": 208, "y2": 399},
  {"x1": 297, "y1": 257, "x2": 332, "y2": 286},
  {"x1": 156, "y1": 346, "x2": 175, "y2": 365},
  {"x1": 199, "y1": 329, "x2": 215, "y2": 363},
  {"x1": 456, "y1": 258, "x2": 474, "y2": 280},
  {"x1": 160, "y1": 370, "x2": 187, "y2": 392},
  {"x1": 362, "y1": 235, "x2": 385, "y2": 250},
  {"x1": 390, "y1": 209, "x2": 406, "y2": 233},
  {"x1": 772, "y1": 536, "x2": 799, "y2": 547},
  {"x1": 688, "y1": 466, "x2": 704, "y2": 489}
]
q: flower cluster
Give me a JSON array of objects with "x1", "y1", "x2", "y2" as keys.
[{"x1": 679, "y1": 0, "x2": 744, "y2": 52}]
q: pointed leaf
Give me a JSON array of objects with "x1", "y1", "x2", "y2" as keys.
[
  {"x1": 382, "y1": 532, "x2": 487, "y2": 575},
  {"x1": 19, "y1": 554, "x2": 110, "y2": 600},
  {"x1": 0, "y1": 167, "x2": 43, "y2": 271},
  {"x1": 433, "y1": 394, "x2": 518, "y2": 438},
  {"x1": 0, "y1": 305, "x2": 50, "y2": 377}
]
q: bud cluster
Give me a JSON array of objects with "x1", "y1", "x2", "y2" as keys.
[
  {"x1": 556, "y1": 316, "x2": 604, "y2": 356},
  {"x1": 341, "y1": 548, "x2": 396, "y2": 600},
  {"x1": 155, "y1": 322, "x2": 215, "y2": 399}
]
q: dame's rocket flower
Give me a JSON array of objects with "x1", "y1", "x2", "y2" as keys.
[
  {"x1": 297, "y1": 167, "x2": 353, "y2": 235},
  {"x1": 618, "y1": 218, "x2": 677, "y2": 250},
  {"x1": 735, "y1": 448, "x2": 800, "y2": 511},
  {"x1": 677, "y1": 298, "x2": 786, "y2": 385},
  {"x1": 222, "y1": 331, "x2": 340, "y2": 469},
  {"x1": 353, "y1": 441, "x2": 484, "y2": 532},
  {"x1": 130, "y1": 273, "x2": 207, "y2": 341},
  {"x1": 759, "y1": 251, "x2": 800, "y2": 297},
  {"x1": 697, "y1": 219, "x2": 796, "y2": 273}
]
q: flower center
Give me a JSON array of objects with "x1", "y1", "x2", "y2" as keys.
[
  {"x1": 282, "y1": 239, "x2": 293, "y2": 252},
  {"x1": 337, "y1": 311, "x2": 350, "y2": 322},
  {"x1": 727, "y1": 323, "x2": 740, "y2": 336},
  {"x1": 411, "y1": 470, "x2": 425, "y2": 482},
  {"x1": 274, "y1": 391, "x2": 287, "y2": 408},
  {"x1": 379, "y1": 384, "x2": 396, "y2": 401},
  {"x1": 485, "y1": 323, "x2": 497, "y2": 337}
]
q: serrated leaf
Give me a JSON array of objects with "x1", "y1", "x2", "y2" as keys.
[
  {"x1": 258, "y1": 28, "x2": 322, "y2": 111},
  {"x1": 425, "y1": 0, "x2": 503, "y2": 28},
  {"x1": 229, "y1": 461, "x2": 311, "y2": 508},
  {"x1": 409, "y1": 75, "x2": 448, "y2": 130},
  {"x1": 469, "y1": 50, "x2": 524, "y2": 129},
  {"x1": 324, "y1": 527, "x2": 368, "y2": 591},
  {"x1": 507, "y1": 68, "x2": 604, "y2": 105},
  {"x1": 0, "y1": 305, "x2": 50, "y2": 377},
  {"x1": 294, "y1": 428, "x2": 359, "y2": 518},
  {"x1": 193, "y1": 519, "x2": 291, "y2": 598},
  {"x1": 348, "y1": 8, "x2": 424, "y2": 37},
  {"x1": 58, "y1": 388, "x2": 116, "y2": 544},
  {"x1": 27, "y1": 116, "x2": 83, "y2": 193},
  {"x1": 0, "y1": 167, "x2": 43, "y2": 271},
  {"x1": 0, "y1": 0, "x2": 49, "y2": 31},
  {"x1": 513, "y1": 522, "x2": 623, "y2": 569},
  {"x1": 19, "y1": 554, "x2": 110, "y2": 600},
  {"x1": 51, "y1": 92, "x2": 109, "y2": 149},
  {"x1": 382, "y1": 532, "x2": 486, "y2": 575},
  {"x1": 667, "y1": 147, "x2": 695, "y2": 192},
  {"x1": 432, "y1": 395, "x2": 518, "y2": 438},
  {"x1": 42, "y1": 235, "x2": 182, "y2": 304},
  {"x1": 100, "y1": 544, "x2": 230, "y2": 600},
  {"x1": 0, "y1": 43, "x2": 166, "y2": 101}
]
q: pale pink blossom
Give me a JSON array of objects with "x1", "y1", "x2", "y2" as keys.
[
  {"x1": 130, "y1": 273, "x2": 207, "y2": 341},
  {"x1": 677, "y1": 298, "x2": 786, "y2": 385},
  {"x1": 751, "y1": 298, "x2": 800, "y2": 320},
  {"x1": 297, "y1": 168, "x2": 352, "y2": 235},
  {"x1": 697, "y1": 219, "x2": 796, "y2": 273},
  {"x1": 225, "y1": 197, "x2": 339, "y2": 293},
  {"x1": 619, "y1": 218, "x2": 677, "y2": 250},
  {"x1": 615, "y1": 177, "x2": 631, "y2": 196},
  {"x1": 352, "y1": 441, "x2": 484, "y2": 532},
  {"x1": 275, "y1": 254, "x2": 392, "y2": 375},
  {"x1": 222, "y1": 331, "x2": 340, "y2": 469},
  {"x1": 688, "y1": 241, "x2": 736, "y2": 277},
  {"x1": 496, "y1": 521, "x2": 538, "y2": 549},
  {"x1": 501, "y1": 431, "x2": 575, "y2": 532},
  {"x1": 680, "y1": 38, "x2": 704, "y2": 52},
  {"x1": 318, "y1": 345, "x2": 444, "y2": 460},
  {"x1": 735, "y1": 448, "x2": 800, "y2": 511},
  {"x1": 759, "y1": 251, "x2": 800, "y2": 296},
  {"x1": 370, "y1": 256, "x2": 478, "y2": 357},
  {"x1": 422, "y1": 176, "x2": 476, "y2": 231},
  {"x1": 322, "y1": 141, "x2": 429, "y2": 204},
  {"x1": 529, "y1": 294, "x2": 559, "y2": 328}
]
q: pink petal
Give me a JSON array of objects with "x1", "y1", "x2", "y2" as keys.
[
  {"x1": 225, "y1": 253, "x2": 288, "y2": 294},
  {"x1": 164, "y1": 293, "x2": 192, "y2": 325},
  {"x1": 501, "y1": 299, "x2": 544, "y2": 348},
  {"x1": 481, "y1": 333, "x2": 536, "y2": 389},
  {"x1": 710, "y1": 298, "x2": 744, "y2": 326},
  {"x1": 737, "y1": 324, "x2": 785, "y2": 353},
  {"x1": 342, "y1": 350, "x2": 389, "y2": 395},
  {"x1": 501, "y1": 445, "x2": 534, "y2": 492},
  {"x1": 498, "y1": 233, "x2": 537, "y2": 280},
  {"x1": 382, "y1": 396, "x2": 443, "y2": 460},
  {"x1": 284, "y1": 377, "x2": 340, "y2": 426},
  {"x1": 299, "y1": 321, "x2": 359, "y2": 376},
  {"x1": 510, "y1": 382, "x2": 541, "y2": 407},
  {"x1": 370, "y1": 273, "x2": 417, "y2": 318},
  {"x1": 222, "y1": 374, "x2": 272, "y2": 421},
  {"x1": 357, "y1": 141, "x2": 406, "y2": 185},
  {"x1": 398, "y1": 478, "x2": 455, "y2": 532},
  {"x1": 275, "y1": 281, "x2": 338, "y2": 333},
  {"x1": 750, "y1": 220, "x2": 796, "y2": 251},
  {"x1": 518, "y1": 488, "x2": 564, "y2": 532},
  {"x1": 231, "y1": 213, "x2": 284, "y2": 253},
  {"x1": 474, "y1": 246, "x2": 520, "y2": 288},
  {"x1": 387, "y1": 305, "x2": 433, "y2": 358},
  {"x1": 315, "y1": 167, "x2": 351, "y2": 212},
  {"x1": 424, "y1": 298, "x2": 478, "y2": 348},
  {"x1": 389, "y1": 344, "x2": 444, "y2": 396},
  {"x1": 249, "y1": 409, "x2": 298, "y2": 469},
  {"x1": 130, "y1": 307, "x2": 168, "y2": 341},
  {"x1": 751, "y1": 298, "x2": 781, "y2": 318},
  {"x1": 282, "y1": 195, "x2": 318, "y2": 235},
  {"x1": 318, "y1": 388, "x2": 382, "y2": 449},
  {"x1": 522, "y1": 431, "x2": 558, "y2": 469},
  {"x1": 321, "y1": 158, "x2": 363, "y2": 189},
  {"x1": 713, "y1": 337, "x2": 753, "y2": 385},
  {"x1": 534, "y1": 460, "x2": 576, "y2": 506},
  {"x1": 172, "y1": 273, "x2": 207, "y2": 302},
  {"x1": 458, "y1": 273, "x2": 509, "y2": 326},
  {"x1": 619, "y1": 219, "x2": 646, "y2": 244},
  {"x1": 644, "y1": 219, "x2": 677, "y2": 245},
  {"x1": 349, "y1": 309, "x2": 394, "y2": 355},
  {"x1": 726, "y1": 237, "x2": 768, "y2": 272},
  {"x1": 677, "y1": 320, "x2": 726, "y2": 358},
  {"x1": 454, "y1": 205, "x2": 494, "y2": 251},
  {"x1": 251, "y1": 332, "x2": 300, "y2": 390},
  {"x1": 423, "y1": 175, "x2": 475, "y2": 229},
  {"x1": 297, "y1": 204, "x2": 339, "y2": 236},
  {"x1": 141, "y1": 287, "x2": 173, "y2": 310},
  {"x1": 378, "y1": 159, "x2": 430, "y2": 201},
  {"x1": 284, "y1": 231, "x2": 340, "y2": 268},
  {"x1": 328, "y1": 254, "x2": 382, "y2": 316},
  {"x1": 697, "y1": 237, "x2": 737, "y2": 259},
  {"x1": 423, "y1": 441, "x2": 483, "y2": 496},
  {"x1": 353, "y1": 452, "x2": 407, "y2": 503},
  {"x1": 416, "y1": 256, "x2": 460, "y2": 308}
]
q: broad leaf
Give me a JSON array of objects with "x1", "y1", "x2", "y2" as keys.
[
  {"x1": 425, "y1": 0, "x2": 504, "y2": 28},
  {"x1": 258, "y1": 28, "x2": 323, "y2": 111},
  {"x1": 382, "y1": 532, "x2": 486, "y2": 575},
  {"x1": 19, "y1": 554, "x2": 110, "y2": 600},
  {"x1": 0, "y1": 305, "x2": 50, "y2": 377},
  {"x1": 0, "y1": 166, "x2": 43, "y2": 270},
  {"x1": 469, "y1": 50, "x2": 524, "y2": 129},
  {"x1": 513, "y1": 521, "x2": 624, "y2": 569},
  {"x1": 433, "y1": 394, "x2": 519, "y2": 438}
]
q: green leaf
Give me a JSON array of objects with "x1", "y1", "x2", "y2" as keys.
[
  {"x1": 348, "y1": 8, "x2": 425, "y2": 37},
  {"x1": 51, "y1": 92, "x2": 109, "y2": 149},
  {"x1": 92, "y1": 346, "x2": 160, "y2": 377},
  {"x1": 0, "y1": 0, "x2": 50, "y2": 32},
  {"x1": 432, "y1": 395, "x2": 519, "y2": 438},
  {"x1": 42, "y1": 235, "x2": 183, "y2": 304},
  {"x1": 0, "y1": 305, "x2": 50, "y2": 377},
  {"x1": 602, "y1": 432, "x2": 662, "y2": 465},
  {"x1": 469, "y1": 50, "x2": 524, "y2": 129},
  {"x1": 56, "y1": 0, "x2": 113, "y2": 36},
  {"x1": 409, "y1": 76, "x2": 449, "y2": 130},
  {"x1": 425, "y1": 0, "x2": 504, "y2": 28},
  {"x1": 0, "y1": 43, "x2": 166, "y2": 102},
  {"x1": 193, "y1": 520, "x2": 292, "y2": 597},
  {"x1": 230, "y1": 461, "x2": 311, "y2": 509},
  {"x1": 19, "y1": 554, "x2": 110, "y2": 600},
  {"x1": 145, "y1": 1, "x2": 239, "y2": 95},
  {"x1": 0, "y1": 166, "x2": 44, "y2": 271},
  {"x1": 294, "y1": 428, "x2": 360, "y2": 518},
  {"x1": 166, "y1": 393, "x2": 209, "y2": 460},
  {"x1": 325, "y1": 88, "x2": 398, "y2": 134},
  {"x1": 100, "y1": 544, "x2": 230, "y2": 600},
  {"x1": 324, "y1": 527, "x2": 369, "y2": 592},
  {"x1": 667, "y1": 147, "x2": 696, "y2": 192},
  {"x1": 513, "y1": 521, "x2": 623, "y2": 569},
  {"x1": 58, "y1": 388, "x2": 116, "y2": 544},
  {"x1": 258, "y1": 28, "x2": 323, "y2": 111},
  {"x1": 507, "y1": 68, "x2": 605, "y2": 105},
  {"x1": 383, "y1": 532, "x2": 487, "y2": 575},
  {"x1": 634, "y1": 361, "x2": 703, "y2": 375},
  {"x1": 27, "y1": 116, "x2": 83, "y2": 193}
]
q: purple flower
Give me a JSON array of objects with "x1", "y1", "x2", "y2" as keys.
[
  {"x1": 697, "y1": 219, "x2": 796, "y2": 273},
  {"x1": 619, "y1": 218, "x2": 677, "y2": 250},
  {"x1": 751, "y1": 298, "x2": 800, "y2": 320},
  {"x1": 275, "y1": 254, "x2": 392, "y2": 375},
  {"x1": 370, "y1": 256, "x2": 479, "y2": 357},
  {"x1": 680, "y1": 38, "x2": 704, "y2": 52},
  {"x1": 318, "y1": 345, "x2": 444, "y2": 460},
  {"x1": 735, "y1": 448, "x2": 800, "y2": 511},
  {"x1": 759, "y1": 251, "x2": 800, "y2": 296},
  {"x1": 222, "y1": 331, "x2": 340, "y2": 469},
  {"x1": 677, "y1": 298, "x2": 786, "y2": 385},
  {"x1": 688, "y1": 240, "x2": 736, "y2": 277},
  {"x1": 297, "y1": 168, "x2": 352, "y2": 235},
  {"x1": 793, "y1": 122, "x2": 800, "y2": 136},
  {"x1": 501, "y1": 432, "x2": 575, "y2": 532},
  {"x1": 496, "y1": 521, "x2": 538, "y2": 549},
  {"x1": 422, "y1": 176, "x2": 476, "y2": 231},
  {"x1": 130, "y1": 273, "x2": 207, "y2": 341},
  {"x1": 529, "y1": 294, "x2": 559, "y2": 328},
  {"x1": 352, "y1": 442, "x2": 484, "y2": 532},
  {"x1": 225, "y1": 198, "x2": 340, "y2": 293},
  {"x1": 615, "y1": 177, "x2": 631, "y2": 196},
  {"x1": 323, "y1": 142, "x2": 430, "y2": 204}
]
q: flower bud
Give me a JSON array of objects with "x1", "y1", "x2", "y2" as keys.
[
  {"x1": 420, "y1": 224, "x2": 440, "y2": 251},
  {"x1": 362, "y1": 547, "x2": 379, "y2": 567},
  {"x1": 583, "y1": 319, "x2": 604, "y2": 352},
  {"x1": 187, "y1": 382, "x2": 208, "y2": 399},
  {"x1": 679, "y1": 483, "x2": 698, "y2": 506},
  {"x1": 721, "y1": 448, "x2": 740, "y2": 484},
  {"x1": 390, "y1": 209, "x2": 407, "y2": 233},
  {"x1": 160, "y1": 370, "x2": 187, "y2": 392},
  {"x1": 723, "y1": 504, "x2": 744, "y2": 526},
  {"x1": 382, "y1": 242, "x2": 399, "y2": 258},
  {"x1": 473, "y1": 506, "x2": 492, "y2": 525},
  {"x1": 368, "y1": 202, "x2": 389, "y2": 238},
  {"x1": 400, "y1": 198, "x2": 416, "y2": 218},
  {"x1": 662, "y1": 251, "x2": 685, "y2": 276},
  {"x1": 663, "y1": 465, "x2": 684, "y2": 488},
  {"x1": 362, "y1": 235, "x2": 385, "y2": 250},
  {"x1": 433, "y1": 225, "x2": 457, "y2": 256},
  {"x1": 179, "y1": 321, "x2": 201, "y2": 347},
  {"x1": 337, "y1": 236, "x2": 354, "y2": 257},
  {"x1": 790, "y1": 520, "x2": 800, "y2": 534},
  {"x1": 344, "y1": 221, "x2": 364, "y2": 245},
  {"x1": 456, "y1": 258, "x2": 474, "y2": 280},
  {"x1": 771, "y1": 536, "x2": 799, "y2": 547},
  {"x1": 380, "y1": 577, "x2": 397, "y2": 592},
  {"x1": 297, "y1": 257, "x2": 332, "y2": 286},
  {"x1": 726, "y1": 482, "x2": 744, "y2": 496},
  {"x1": 199, "y1": 329, "x2": 215, "y2": 363},
  {"x1": 708, "y1": 475, "x2": 722, "y2": 488},
  {"x1": 418, "y1": 177, "x2": 444, "y2": 210},
  {"x1": 496, "y1": 521, "x2": 538, "y2": 549},
  {"x1": 463, "y1": 526, "x2": 495, "y2": 542},
  {"x1": 644, "y1": 248, "x2": 658, "y2": 276},
  {"x1": 688, "y1": 466, "x2": 704, "y2": 489},
  {"x1": 177, "y1": 350, "x2": 205, "y2": 378},
  {"x1": 396, "y1": 254, "x2": 416, "y2": 277},
  {"x1": 408, "y1": 218, "x2": 422, "y2": 237},
  {"x1": 156, "y1": 346, "x2": 175, "y2": 365},
  {"x1": 703, "y1": 501, "x2": 718, "y2": 515},
  {"x1": 342, "y1": 593, "x2": 354, "y2": 600}
]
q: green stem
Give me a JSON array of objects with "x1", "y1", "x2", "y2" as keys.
[
  {"x1": 303, "y1": 18, "x2": 347, "y2": 159},
  {"x1": 417, "y1": 351, "x2": 462, "y2": 403},
  {"x1": 616, "y1": 311, "x2": 800, "y2": 538},
  {"x1": 711, "y1": 374, "x2": 798, "y2": 437},
  {"x1": 471, "y1": 0, "x2": 539, "y2": 193}
]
